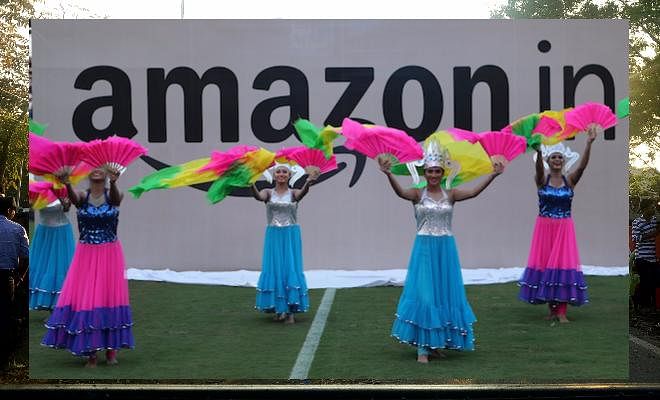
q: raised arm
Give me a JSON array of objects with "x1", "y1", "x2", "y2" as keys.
[
  {"x1": 568, "y1": 126, "x2": 597, "y2": 188},
  {"x1": 107, "y1": 169, "x2": 124, "y2": 206},
  {"x1": 251, "y1": 184, "x2": 269, "y2": 202},
  {"x1": 293, "y1": 169, "x2": 320, "y2": 202},
  {"x1": 378, "y1": 155, "x2": 420, "y2": 203},
  {"x1": 452, "y1": 161, "x2": 504, "y2": 202},
  {"x1": 57, "y1": 173, "x2": 83, "y2": 208},
  {"x1": 534, "y1": 148, "x2": 545, "y2": 188}
]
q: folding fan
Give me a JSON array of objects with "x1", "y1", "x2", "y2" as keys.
[
  {"x1": 275, "y1": 146, "x2": 338, "y2": 174},
  {"x1": 475, "y1": 131, "x2": 527, "y2": 163},
  {"x1": 128, "y1": 157, "x2": 220, "y2": 199},
  {"x1": 617, "y1": 97, "x2": 629, "y2": 119},
  {"x1": 81, "y1": 136, "x2": 148, "y2": 174},
  {"x1": 340, "y1": 118, "x2": 423, "y2": 163},
  {"x1": 446, "y1": 127, "x2": 479, "y2": 143},
  {"x1": 539, "y1": 108, "x2": 578, "y2": 142},
  {"x1": 28, "y1": 133, "x2": 89, "y2": 185},
  {"x1": 28, "y1": 180, "x2": 63, "y2": 210},
  {"x1": 501, "y1": 113, "x2": 562, "y2": 151},
  {"x1": 565, "y1": 102, "x2": 617, "y2": 132},
  {"x1": 293, "y1": 119, "x2": 340, "y2": 159},
  {"x1": 197, "y1": 145, "x2": 259, "y2": 175},
  {"x1": 206, "y1": 148, "x2": 276, "y2": 204}
]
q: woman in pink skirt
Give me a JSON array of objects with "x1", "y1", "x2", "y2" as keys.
[
  {"x1": 518, "y1": 127, "x2": 597, "y2": 323},
  {"x1": 42, "y1": 167, "x2": 134, "y2": 367}
]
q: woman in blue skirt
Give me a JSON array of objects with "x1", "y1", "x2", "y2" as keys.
[
  {"x1": 29, "y1": 196, "x2": 76, "y2": 310},
  {"x1": 379, "y1": 139, "x2": 503, "y2": 363},
  {"x1": 251, "y1": 163, "x2": 319, "y2": 324}
]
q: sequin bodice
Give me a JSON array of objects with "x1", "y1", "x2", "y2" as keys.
[
  {"x1": 77, "y1": 191, "x2": 119, "y2": 244},
  {"x1": 266, "y1": 189, "x2": 298, "y2": 227},
  {"x1": 414, "y1": 189, "x2": 453, "y2": 236},
  {"x1": 538, "y1": 176, "x2": 573, "y2": 218},
  {"x1": 38, "y1": 202, "x2": 70, "y2": 227}
]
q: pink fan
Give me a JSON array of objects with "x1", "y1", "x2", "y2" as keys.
[
  {"x1": 29, "y1": 133, "x2": 86, "y2": 178},
  {"x1": 340, "y1": 118, "x2": 423, "y2": 163},
  {"x1": 565, "y1": 102, "x2": 617, "y2": 132},
  {"x1": 198, "y1": 145, "x2": 259, "y2": 174},
  {"x1": 476, "y1": 131, "x2": 527, "y2": 163},
  {"x1": 447, "y1": 128, "x2": 479, "y2": 143},
  {"x1": 29, "y1": 180, "x2": 59, "y2": 210},
  {"x1": 81, "y1": 136, "x2": 148, "y2": 174},
  {"x1": 533, "y1": 116, "x2": 562, "y2": 136},
  {"x1": 275, "y1": 146, "x2": 338, "y2": 174}
]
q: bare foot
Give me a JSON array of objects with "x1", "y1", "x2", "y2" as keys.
[
  {"x1": 273, "y1": 313, "x2": 286, "y2": 322},
  {"x1": 558, "y1": 315, "x2": 570, "y2": 324},
  {"x1": 285, "y1": 314, "x2": 295, "y2": 324},
  {"x1": 544, "y1": 314, "x2": 558, "y2": 321},
  {"x1": 417, "y1": 354, "x2": 429, "y2": 364},
  {"x1": 106, "y1": 350, "x2": 118, "y2": 365},
  {"x1": 84, "y1": 355, "x2": 97, "y2": 368}
]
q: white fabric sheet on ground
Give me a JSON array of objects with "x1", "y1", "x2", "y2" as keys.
[{"x1": 127, "y1": 266, "x2": 628, "y2": 289}]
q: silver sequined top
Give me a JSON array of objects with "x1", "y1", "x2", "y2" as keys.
[
  {"x1": 38, "y1": 202, "x2": 70, "y2": 227},
  {"x1": 414, "y1": 188, "x2": 453, "y2": 236},
  {"x1": 266, "y1": 189, "x2": 298, "y2": 227}
]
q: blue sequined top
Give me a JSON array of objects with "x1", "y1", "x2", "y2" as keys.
[
  {"x1": 538, "y1": 175, "x2": 573, "y2": 218},
  {"x1": 77, "y1": 191, "x2": 119, "y2": 244}
]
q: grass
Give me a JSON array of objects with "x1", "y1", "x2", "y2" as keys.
[{"x1": 29, "y1": 276, "x2": 628, "y2": 382}]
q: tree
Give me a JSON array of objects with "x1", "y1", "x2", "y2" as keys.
[
  {"x1": 0, "y1": 0, "x2": 34, "y2": 204},
  {"x1": 491, "y1": 0, "x2": 659, "y2": 170}
]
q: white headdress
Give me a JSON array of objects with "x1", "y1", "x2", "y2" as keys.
[
  {"x1": 533, "y1": 143, "x2": 580, "y2": 172},
  {"x1": 262, "y1": 162, "x2": 306, "y2": 186},
  {"x1": 405, "y1": 138, "x2": 459, "y2": 189}
]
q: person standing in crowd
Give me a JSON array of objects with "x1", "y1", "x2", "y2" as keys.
[
  {"x1": 0, "y1": 196, "x2": 29, "y2": 372},
  {"x1": 632, "y1": 198, "x2": 658, "y2": 313}
]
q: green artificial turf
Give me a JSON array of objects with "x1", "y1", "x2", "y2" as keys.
[
  {"x1": 29, "y1": 276, "x2": 628, "y2": 382},
  {"x1": 311, "y1": 276, "x2": 628, "y2": 383}
]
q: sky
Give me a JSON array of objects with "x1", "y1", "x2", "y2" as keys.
[{"x1": 37, "y1": 0, "x2": 502, "y2": 19}]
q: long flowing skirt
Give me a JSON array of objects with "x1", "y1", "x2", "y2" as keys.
[
  {"x1": 518, "y1": 216, "x2": 588, "y2": 305},
  {"x1": 391, "y1": 235, "x2": 476, "y2": 351},
  {"x1": 29, "y1": 223, "x2": 76, "y2": 310},
  {"x1": 255, "y1": 225, "x2": 309, "y2": 314},
  {"x1": 41, "y1": 240, "x2": 135, "y2": 356}
]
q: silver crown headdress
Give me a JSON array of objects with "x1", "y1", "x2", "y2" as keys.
[
  {"x1": 262, "y1": 162, "x2": 306, "y2": 186},
  {"x1": 405, "y1": 137, "x2": 459, "y2": 189},
  {"x1": 533, "y1": 143, "x2": 580, "y2": 172}
]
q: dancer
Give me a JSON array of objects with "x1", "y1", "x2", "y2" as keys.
[
  {"x1": 42, "y1": 168, "x2": 134, "y2": 367},
  {"x1": 29, "y1": 194, "x2": 75, "y2": 310},
  {"x1": 381, "y1": 138, "x2": 503, "y2": 363},
  {"x1": 518, "y1": 127, "x2": 597, "y2": 322},
  {"x1": 251, "y1": 164, "x2": 319, "y2": 323}
]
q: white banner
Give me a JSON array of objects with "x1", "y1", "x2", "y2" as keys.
[{"x1": 31, "y1": 19, "x2": 629, "y2": 271}]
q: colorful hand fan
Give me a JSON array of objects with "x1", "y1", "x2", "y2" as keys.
[
  {"x1": 29, "y1": 180, "x2": 61, "y2": 210},
  {"x1": 28, "y1": 133, "x2": 89, "y2": 186},
  {"x1": 341, "y1": 118, "x2": 423, "y2": 163},
  {"x1": 446, "y1": 128, "x2": 479, "y2": 143},
  {"x1": 617, "y1": 97, "x2": 629, "y2": 118},
  {"x1": 197, "y1": 145, "x2": 259, "y2": 175},
  {"x1": 128, "y1": 157, "x2": 219, "y2": 199},
  {"x1": 501, "y1": 113, "x2": 562, "y2": 151},
  {"x1": 391, "y1": 131, "x2": 493, "y2": 189},
  {"x1": 475, "y1": 131, "x2": 527, "y2": 163},
  {"x1": 539, "y1": 108, "x2": 578, "y2": 142},
  {"x1": 293, "y1": 119, "x2": 340, "y2": 159},
  {"x1": 81, "y1": 136, "x2": 148, "y2": 174},
  {"x1": 565, "y1": 102, "x2": 617, "y2": 132},
  {"x1": 29, "y1": 119, "x2": 48, "y2": 136},
  {"x1": 275, "y1": 146, "x2": 338, "y2": 174},
  {"x1": 206, "y1": 148, "x2": 276, "y2": 204}
]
